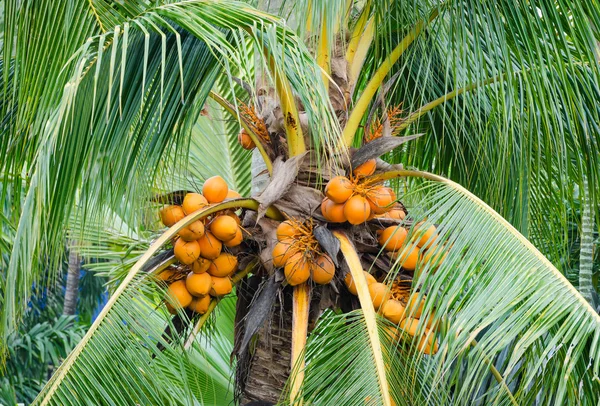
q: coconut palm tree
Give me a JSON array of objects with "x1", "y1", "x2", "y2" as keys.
[{"x1": 1, "y1": 0, "x2": 599, "y2": 405}]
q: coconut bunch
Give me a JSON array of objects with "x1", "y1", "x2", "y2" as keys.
[
  {"x1": 271, "y1": 219, "x2": 336, "y2": 286},
  {"x1": 157, "y1": 176, "x2": 245, "y2": 313},
  {"x1": 321, "y1": 159, "x2": 404, "y2": 224}
]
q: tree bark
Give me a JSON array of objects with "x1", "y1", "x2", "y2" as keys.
[{"x1": 63, "y1": 248, "x2": 81, "y2": 316}]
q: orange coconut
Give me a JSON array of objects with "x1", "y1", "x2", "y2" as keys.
[
  {"x1": 225, "y1": 211, "x2": 241, "y2": 225},
  {"x1": 343, "y1": 195, "x2": 371, "y2": 225},
  {"x1": 369, "y1": 282, "x2": 391, "y2": 310},
  {"x1": 202, "y1": 176, "x2": 229, "y2": 203},
  {"x1": 197, "y1": 232, "x2": 222, "y2": 260},
  {"x1": 284, "y1": 252, "x2": 311, "y2": 286},
  {"x1": 321, "y1": 198, "x2": 346, "y2": 223},
  {"x1": 209, "y1": 253, "x2": 238, "y2": 277},
  {"x1": 226, "y1": 190, "x2": 242, "y2": 200},
  {"x1": 210, "y1": 215, "x2": 238, "y2": 242},
  {"x1": 160, "y1": 205, "x2": 185, "y2": 227},
  {"x1": 167, "y1": 280, "x2": 193, "y2": 309},
  {"x1": 378, "y1": 226, "x2": 407, "y2": 252},
  {"x1": 224, "y1": 228, "x2": 243, "y2": 247},
  {"x1": 276, "y1": 220, "x2": 299, "y2": 241},
  {"x1": 238, "y1": 128, "x2": 256, "y2": 149},
  {"x1": 390, "y1": 247, "x2": 419, "y2": 271},
  {"x1": 418, "y1": 329, "x2": 439, "y2": 355},
  {"x1": 406, "y1": 294, "x2": 426, "y2": 318},
  {"x1": 182, "y1": 193, "x2": 208, "y2": 215},
  {"x1": 192, "y1": 258, "x2": 211, "y2": 274},
  {"x1": 414, "y1": 223, "x2": 437, "y2": 249},
  {"x1": 209, "y1": 276, "x2": 232, "y2": 297},
  {"x1": 352, "y1": 159, "x2": 377, "y2": 177},
  {"x1": 272, "y1": 239, "x2": 297, "y2": 268},
  {"x1": 310, "y1": 254, "x2": 335, "y2": 285},
  {"x1": 399, "y1": 318, "x2": 419, "y2": 336},
  {"x1": 188, "y1": 295, "x2": 211, "y2": 314},
  {"x1": 174, "y1": 239, "x2": 201, "y2": 265},
  {"x1": 178, "y1": 220, "x2": 205, "y2": 242},
  {"x1": 344, "y1": 271, "x2": 377, "y2": 295},
  {"x1": 157, "y1": 268, "x2": 176, "y2": 282},
  {"x1": 420, "y1": 248, "x2": 446, "y2": 269},
  {"x1": 386, "y1": 208, "x2": 406, "y2": 220},
  {"x1": 185, "y1": 272, "x2": 212, "y2": 296},
  {"x1": 381, "y1": 299, "x2": 406, "y2": 324},
  {"x1": 325, "y1": 176, "x2": 354, "y2": 203},
  {"x1": 367, "y1": 187, "x2": 396, "y2": 214}
]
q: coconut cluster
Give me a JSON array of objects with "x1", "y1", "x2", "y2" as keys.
[
  {"x1": 379, "y1": 223, "x2": 442, "y2": 272},
  {"x1": 344, "y1": 272, "x2": 439, "y2": 354},
  {"x1": 158, "y1": 176, "x2": 245, "y2": 314},
  {"x1": 321, "y1": 159, "x2": 405, "y2": 224},
  {"x1": 271, "y1": 220, "x2": 336, "y2": 286}
]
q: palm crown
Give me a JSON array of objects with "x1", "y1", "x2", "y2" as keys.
[{"x1": 1, "y1": 0, "x2": 599, "y2": 405}]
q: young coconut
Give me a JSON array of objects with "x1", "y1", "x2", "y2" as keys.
[
  {"x1": 178, "y1": 220, "x2": 205, "y2": 242},
  {"x1": 367, "y1": 187, "x2": 396, "y2": 214},
  {"x1": 276, "y1": 220, "x2": 299, "y2": 241},
  {"x1": 390, "y1": 247, "x2": 419, "y2": 271},
  {"x1": 160, "y1": 205, "x2": 185, "y2": 227},
  {"x1": 210, "y1": 215, "x2": 238, "y2": 242},
  {"x1": 325, "y1": 176, "x2": 354, "y2": 203},
  {"x1": 192, "y1": 258, "x2": 211, "y2": 274},
  {"x1": 182, "y1": 193, "x2": 208, "y2": 215},
  {"x1": 414, "y1": 222, "x2": 438, "y2": 249},
  {"x1": 167, "y1": 280, "x2": 193, "y2": 309},
  {"x1": 202, "y1": 176, "x2": 229, "y2": 203},
  {"x1": 284, "y1": 252, "x2": 311, "y2": 286},
  {"x1": 197, "y1": 232, "x2": 222, "y2": 260},
  {"x1": 224, "y1": 228, "x2": 243, "y2": 247},
  {"x1": 369, "y1": 282, "x2": 391, "y2": 310},
  {"x1": 174, "y1": 239, "x2": 201, "y2": 265},
  {"x1": 352, "y1": 159, "x2": 377, "y2": 177},
  {"x1": 381, "y1": 299, "x2": 406, "y2": 324},
  {"x1": 238, "y1": 128, "x2": 256, "y2": 150},
  {"x1": 343, "y1": 195, "x2": 371, "y2": 225},
  {"x1": 310, "y1": 254, "x2": 335, "y2": 285},
  {"x1": 418, "y1": 329, "x2": 439, "y2": 355},
  {"x1": 321, "y1": 198, "x2": 346, "y2": 223},
  {"x1": 272, "y1": 239, "x2": 297, "y2": 268},
  {"x1": 210, "y1": 276, "x2": 232, "y2": 297},
  {"x1": 157, "y1": 268, "x2": 176, "y2": 282},
  {"x1": 185, "y1": 272, "x2": 212, "y2": 296},
  {"x1": 226, "y1": 190, "x2": 242, "y2": 199},
  {"x1": 378, "y1": 226, "x2": 408, "y2": 251},
  {"x1": 344, "y1": 271, "x2": 377, "y2": 295},
  {"x1": 209, "y1": 253, "x2": 238, "y2": 277},
  {"x1": 188, "y1": 295, "x2": 211, "y2": 314}
]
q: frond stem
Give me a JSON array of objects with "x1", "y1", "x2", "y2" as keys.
[{"x1": 290, "y1": 283, "x2": 311, "y2": 405}]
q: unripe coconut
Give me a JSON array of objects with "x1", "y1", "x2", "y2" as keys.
[
  {"x1": 178, "y1": 220, "x2": 205, "y2": 242},
  {"x1": 378, "y1": 226, "x2": 407, "y2": 251},
  {"x1": 414, "y1": 223, "x2": 437, "y2": 249},
  {"x1": 321, "y1": 198, "x2": 346, "y2": 223},
  {"x1": 188, "y1": 295, "x2": 211, "y2": 314},
  {"x1": 224, "y1": 228, "x2": 243, "y2": 247},
  {"x1": 284, "y1": 252, "x2": 311, "y2": 286},
  {"x1": 399, "y1": 318, "x2": 419, "y2": 336},
  {"x1": 209, "y1": 253, "x2": 238, "y2": 277},
  {"x1": 197, "y1": 232, "x2": 222, "y2": 259},
  {"x1": 182, "y1": 193, "x2": 208, "y2": 215},
  {"x1": 210, "y1": 276, "x2": 232, "y2": 297},
  {"x1": 390, "y1": 247, "x2": 419, "y2": 271},
  {"x1": 343, "y1": 195, "x2": 371, "y2": 225},
  {"x1": 367, "y1": 187, "x2": 396, "y2": 214},
  {"x1": 185, "y1": 272, "x2": 212, "y2": 296},
  {"x1": 226, "y1": 190, "x2": 242, "y2": 200},
  {"x1": 210, "y1": 215, "x2": 238, "y2": 242},
  {"x1": 174, "y1": 239, "x2": 201, "y2": 265},
  {"x1": 192, "y1": 258, "x2": 211, "y2": 274},
  {"x1": 325, "y1": 176, "x2": 354, "y2": 203},
  {"x1": 418, "y1": 329, "x2": 439, "y2": 355},
  {"x1": 238, "y1": 128, "x2": 256, "y2": 149},
  {"x1": 272, "y1": 239, "x2": 296, "y2": 268},
  {"x1": 369, "y1": 282, "x2": 391, "y2": 310},
  {"x1": 167, "y1": 280, "x2": 192, "y2": 309},
  {"x1": 276, "y1": 220, "x2": 298, "y2": 241},
  {"x1": 202, "y1": 176, "x2": 229, "y2": 203},
  {"x1": 161, "y1": 205, "x2": 185, "y2": 227},
  {"x1": 352, "y1": 159, "x2": 377, "y2": 177},
  {"x1": 310, "y1": 254, "x2": 335, "y2": 285},
  {"x1": 344, "y1": 271, "x2": 377, "y2": 295},
  {"x1": 381, "y1": 299, "x2": 406, "y2": 324}
]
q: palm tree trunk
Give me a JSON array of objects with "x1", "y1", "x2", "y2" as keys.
[
  {"x1": 240, "y1": 149, "x2": 293, "y2": 405},
  {"x1": 63, "y1": 247, "x2": 81, "y2": 316},
  {"x1": 578, "y1": 176, "x2": 596, "y2": 308}
]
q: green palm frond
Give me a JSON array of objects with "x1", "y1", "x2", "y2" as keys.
[
  {"x1": 1, "y1": 0, "x2": 340, "y2": 348},
  {"x1": 355, "y1": 0, "x2": 600, "y2": 279}
]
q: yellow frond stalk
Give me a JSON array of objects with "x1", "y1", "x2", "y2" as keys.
[{"x1": 290, "y1": 283, "x2": 311, "y2": 405}]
